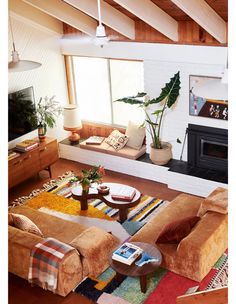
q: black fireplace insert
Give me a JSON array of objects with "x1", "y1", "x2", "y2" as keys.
[{"x1": 188, "y1": 124, "x2": 228, "y2": 173}]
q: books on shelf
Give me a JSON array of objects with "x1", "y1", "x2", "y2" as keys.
[
  {"x1": 85, "y1": 136, "x2": 105, "y2": 145},
  {"x1": 15, "y1": 139, "x2": 39, "y2": 152},
  {"x1": 8, "y1": 150, "x2": 20, "y2": 161},
  {"x1": 111, "y1": 186, "x2": 136, "y2": 202},
  {"x1": 112, "y1": 242, "x2": 143, "y2": 265}
]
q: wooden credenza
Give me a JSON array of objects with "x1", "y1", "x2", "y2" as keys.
[{"x1": 9, "y1": 137, "x2": 59, "y2": 189}]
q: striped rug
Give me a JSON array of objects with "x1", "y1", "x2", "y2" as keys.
[{"x1": 89, "y1": 195, "x2": 170, "y2": 223}]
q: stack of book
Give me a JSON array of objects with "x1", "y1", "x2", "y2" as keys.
[
  {"x1": 112, "y1": 242, "x2": 143, "y2": 265},
  {"x1": 111, "y1": 186, "x2": 136, "y2": 202},
  {"x1": 15, "y1": 139, "x2": 39, "y2": 152},
  {"x1": 8, "y1": 150, "x2": 20, "y2": 161}
]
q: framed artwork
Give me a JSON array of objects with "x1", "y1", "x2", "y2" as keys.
[{"x1": 189, "y1": 75, "x2": 228, "y2": 120}]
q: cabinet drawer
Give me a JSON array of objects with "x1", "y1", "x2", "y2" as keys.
[
  {"x1": 9, "y1": 159, "x2": 24, "y2": 188},
  {"x1": 39, "y1": 141, "x2": 58, "y2": 169},
  {"x1": 22, "y1": 149, "x2": 40, "y2": 179}
]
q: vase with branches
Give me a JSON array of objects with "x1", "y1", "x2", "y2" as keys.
[
  {"x1": 36, "y1": 96, "x2": 62, "y2": 141},
  {"x1": 115, "y1": 72, "x2": 181, "y2": 165}
]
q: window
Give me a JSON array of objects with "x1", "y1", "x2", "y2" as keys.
[{"x1": 72, "y1": 57, "x2": 144, "y2": 126}]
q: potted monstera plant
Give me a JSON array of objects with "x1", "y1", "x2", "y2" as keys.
[{"x1": 115, "y1": 72, "x2": 181, "y2": 165}]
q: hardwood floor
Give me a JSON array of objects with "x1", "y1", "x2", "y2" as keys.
[{"x1": 8, "y1": 158, "x2": 181, "y2": 304}]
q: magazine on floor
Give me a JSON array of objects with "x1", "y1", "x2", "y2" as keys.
[{"x1": 112, "y1": 242, "x2": 143, "y2": 265}]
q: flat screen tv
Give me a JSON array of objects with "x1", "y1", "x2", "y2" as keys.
[{"x1": 8, "y1": 86, "x2": 38, "y2": 141}]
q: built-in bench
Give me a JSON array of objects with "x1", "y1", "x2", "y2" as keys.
[
  {"x1": 59, "y1": 122, "x2": 227, "y2": 197},
  {"x1": 78, "y1": 121, "x2": 146, "y2": 160}
]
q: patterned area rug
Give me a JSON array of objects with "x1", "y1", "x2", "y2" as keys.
[
  {"x1": 74, "y1": 252, "x2": 228, "y2": 304},
  {"x1": 9, "y1": 171, "x2": 169, "y2": 236}
]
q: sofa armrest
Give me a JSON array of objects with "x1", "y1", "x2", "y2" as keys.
[
  {"x1": 177, "y1": 212, "x2": 228, "y2": 255},
  {"x1": 69, "y1": 226, "x2": 119, "y2": 277}
]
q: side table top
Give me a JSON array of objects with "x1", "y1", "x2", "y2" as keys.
[{"x1": 110, "y1": 242, "x2": 162, "y2": 277}]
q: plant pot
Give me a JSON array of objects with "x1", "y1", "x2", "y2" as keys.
[{"x1": 150, "y1": 142, "x2": 172, "y2": 165}]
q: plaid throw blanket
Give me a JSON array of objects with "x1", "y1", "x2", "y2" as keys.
[{"x1": 28, "y1": 237, "x2": 75, "y2": 292}]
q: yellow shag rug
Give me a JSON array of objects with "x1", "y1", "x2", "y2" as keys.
[{"x1": 25, "y1": 192, "x2": 113, "y2": 221}]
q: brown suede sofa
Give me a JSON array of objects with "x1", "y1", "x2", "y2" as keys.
[
  {"x1": 8, "y1": 205, "x2": 119, "y2": 296},
  {"x1": 130, "y1": 193, "x2": 228, "y2": 282}
]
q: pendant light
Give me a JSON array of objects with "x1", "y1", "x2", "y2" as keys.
[{"x1": 8, "y1": 16, "x2": 42, "y2": 72}]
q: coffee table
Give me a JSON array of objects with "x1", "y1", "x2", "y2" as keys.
[
  {"x1": 71, "y1": 182, "x2": 141, "y2": 222},
  {"x1": 109, "y1": 242, "x2": 162, "y2": 293}
]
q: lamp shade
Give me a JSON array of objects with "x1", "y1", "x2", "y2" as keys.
[{"x1": 63, "y1": 105, "x2": 82, "y2": 130}]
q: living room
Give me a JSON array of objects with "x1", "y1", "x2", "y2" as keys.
[{"x1": 3, "y1": 0, "x2": 234, "y2": 303}]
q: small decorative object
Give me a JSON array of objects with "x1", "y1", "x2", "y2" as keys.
[
  {"x1": 72, "y1": 166, "x2": 105, "y2": 193},
  {"x1": 63, "y1": 105, "x2": 82, "y2": 145},
  {"x1": 97, "y1": 185, "x2": 110, "y2": 195},
  {"x1": 189, "y1": 75, "x2": 228, "y2": 120},
  {"x1": 36, "y1": 96, "x2": 62, "y2": 141},
  {"x1": 115, "y1": 72, "x2": 181, "y2": 165}
]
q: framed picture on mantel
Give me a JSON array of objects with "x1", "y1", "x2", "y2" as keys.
[{"x1": 189, "y1": 75, "x2": 228, "y2": 120}]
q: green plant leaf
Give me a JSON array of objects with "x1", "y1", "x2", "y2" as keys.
[
  {"x1": 148, "y1": 71, "x2": 181, "y2": 108},
  {"x1": 152, "y1": 109, "x2": 163, "y2": 116},
  {"x1": 145, "y1": 119, "x2": 158, "y2": 126},
  {"x1": 177, "y1": 138, "x2": 182, "y2": 143},
  {"x1": 114, "y1": 92, "x2": 146, "y2": 105}
]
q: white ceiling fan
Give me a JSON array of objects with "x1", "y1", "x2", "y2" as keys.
[{"x1": 61, "y1": 0, "x2": 118, "y2": 48}]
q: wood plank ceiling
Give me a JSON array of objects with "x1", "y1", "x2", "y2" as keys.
[{"x1": 26, "y1": 0, "x2": 228, "y2": 46}]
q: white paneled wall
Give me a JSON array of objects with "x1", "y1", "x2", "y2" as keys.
[
  {"x1": 8, "y1": 15, "x2": 68, "y2": 148},
  {"x1": 61, "y1": 41, "x2": 228, "y2": 162},
  {"x1": 144, "y1": 60, "x2": 228, "y2": 160}
]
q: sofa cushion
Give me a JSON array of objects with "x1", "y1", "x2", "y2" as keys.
[
  {"x1": 105, "y1": 130, "x2": 129, "y2": 150},
  {"x1": 10, "y1": 213, "x2": 43, "y2": 237},
  {"x1": 197, "y1": 187, "x2": 228, "y2": 217},
  {"x1": 156, "y1": 216, "x2": 200, "y2": 244},
  {"x1": 9, "y1": 205, "x2": 87, "y2": 244},
  {"x1": 125, "y1": 121, "x2": 146, "y2": 150}
]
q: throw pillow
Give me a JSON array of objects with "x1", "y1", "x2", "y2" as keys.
[
  {"x1": 125, "y1": 121, "x2": 146, "y2": 150},
  {"x1": 10, "y1": 213, "x2": 43, "y2": 237},
  {"x1": 105, "y1": 130, "x2": 129, "y2": 151},
  {"x1": 156, "y1": 216, "x2": 200, "y2": 244},
  {"x1": 197, "y1": 187, "x2": 228, "y2": 217}
]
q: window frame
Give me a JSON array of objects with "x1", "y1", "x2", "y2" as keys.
[{"x1": 69, "y1": 55, "x2": 144, "y2": 128}]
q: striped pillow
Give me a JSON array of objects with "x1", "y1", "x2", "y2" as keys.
[{"x1": 10, "y1": 213, "x2": 43, "y2": 237}]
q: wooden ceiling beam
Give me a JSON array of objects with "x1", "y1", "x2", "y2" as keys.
[
  {"x1": 63, "y1": 0, "x2": 135, "y2": 39},
  {"x1": 171, "y1": 0, "x2": 226, "y2": 43},
  {"x1": 112, "y1": 0, "x2": 178, "y2": 41},
  {"x1": 22, "y1": 0, "x2": 97, "y2": 36}
]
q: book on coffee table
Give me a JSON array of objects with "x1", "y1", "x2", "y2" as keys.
[
  {"x1": 112, "y1": 242, "x2": 143, "y2": 265},
  {"x1": 85, "y1": 136, "x2": 105, "y2": 145},
  {"x1": 111, "y1": 186, "x2": 136, "y2": 201}
]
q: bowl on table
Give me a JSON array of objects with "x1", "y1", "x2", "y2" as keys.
[{"x1": 97, "y1": 185, "x2": 110, "y2": 195}]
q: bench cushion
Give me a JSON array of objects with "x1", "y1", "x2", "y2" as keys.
[{"x1": 80, "y1": 140, "x2": 146, "y2": 160}]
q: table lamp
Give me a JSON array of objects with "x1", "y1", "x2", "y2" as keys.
[{"x1": 63, "y1": 105, "x2": 82, "y2": 144}]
